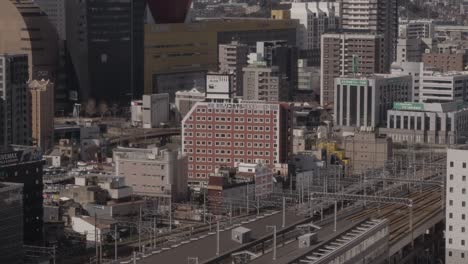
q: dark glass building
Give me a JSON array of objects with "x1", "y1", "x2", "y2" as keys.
[
  {"x1": 66, "y1": 0, "x2": 145, "y2": 105},
  {"x1": 0, "y1": 147, "x2": 44, "y2": 245},
  {"x1": 147, "y1": 0, "x2": 192, "y2": 23}
]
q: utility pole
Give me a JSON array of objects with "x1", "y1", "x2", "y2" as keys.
[
  {"x1": 266, "y1": 226, "x2": 277, "y2": 260},
  {"x1": 216, "y1": 221, "x2": 220, "y2": 255},
  {"x1": 139, "y1": 205, "x2": 142, "y2": 252},
  {"x1": 257, "y1": 197, "x2": 260, "y2": 216},
  {"x1": 282, "y1": 196, "x2": 286, "y2": 228},
  {"x1": 115, "y1": 225, "x2": 118, "y2": 261},
  {"x1": 154, "y1": 217, "x2": 157, "y2": 248},
  {"x1": 334, "y1": 200, "x2": 337, "y2": 232},
  {"x1": 169, "y1": 199, "x2": 173, "y2": 232},
  {"x1": 52, "y1": 245, "x2": 56, "y2": 264},
  {"x1": 95, "y1": 213, "x2": 98, "y2": 263}
]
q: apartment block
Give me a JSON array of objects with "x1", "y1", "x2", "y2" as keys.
[
  {"x1": 218, "y1": 41, "x2": 249, "y2": 97},
  {"x1": 340, "y1": 0, "x2": 398, "y2": 67},
  {"x1": 446, "y1": 148, "x2": 468, "y2": 263},
  {"x1": 321, "y1": 33, "x2": 386, "y2": 107},
  {"x1": 182, "y1": 100, "x2": 292, "y2": 186},
  {"x1": 399, "y1": 19, "x2": 435, "y2": 39},
  {"x1": 243, "y1": 64, "x2": 286, "y2": 102},
  {"x1": 334, "y1": 75, "x2": 411, "y2": 130}
]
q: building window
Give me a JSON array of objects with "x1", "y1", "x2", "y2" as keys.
[
  {"x1": 449, "y1": 251, "x2": 452, "y2": 257},
  {"x1": 462, "y1": 253, "x2": 465, "y2": 258},
  {"x1": 449, "y1": 238, "x2": 453, "y2": 244},
  {"x1": 462, "y1": 240, "x2": 465, "y2": 246},
  {"x1": 450, "y1": 174, "x2": 454, "y2": 180},
  {"x1": 450, "y1": 161, "x2": 454, "y2": 167},
  {"x1": 464, "y1": 162, "x2": 467, "y2": 169}
]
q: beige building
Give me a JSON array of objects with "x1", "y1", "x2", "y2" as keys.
[
  {"x1": 218, "y1": 41, "x2": 249, "y2": 97},
  {"x1": 243, "y1": 63, "x2": 286, "y2": 102},
  {"x1": 0, "y1": 0, "x2": 58, "y2": 80},
  {"x1": 321, "y1": 33, "x2": 386, "y2": 108},
  {"x1": 422, "y1": 52, "x2": 468, "y2": 72},
  {"x1": 29, "y1": 80, "x2": 54, "y2": 151},
  {"x1": 113, "y1": 146, "x2": 188, "y2": 204},
  {"x1": 342, "y1": 132, "x2": 393, "y2": 174}
]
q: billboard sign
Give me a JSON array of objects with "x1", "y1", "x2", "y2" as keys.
[
  {"x1": 393, "y1": 102, "x2": 424, "y2": 111},
  {"x1": 338, "y1": 79, "x2": 369, "y2": 86},
  {"x1": 206, "y1": 74, "x2": 231, "y2": 99}
]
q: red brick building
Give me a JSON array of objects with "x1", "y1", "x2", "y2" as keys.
[{"x1": 182, "y1": 101, "x2": 293, "y2": 186}]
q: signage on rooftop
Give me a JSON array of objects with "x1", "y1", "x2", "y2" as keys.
[
  {"x1": 338, "y1": 79, "x2": 369, "y2": 86},
  {"x1": 393, "y1": 102, "x2": 425, "y2": 111},
  {"x1": 207, "y1": 102, "x2": 279, "y2": 111}
]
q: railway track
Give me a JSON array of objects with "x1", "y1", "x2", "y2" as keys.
[{"x1": 345, "y1": 186, "x2": 443, "y2": 244}]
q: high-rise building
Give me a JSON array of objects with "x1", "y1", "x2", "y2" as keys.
[
  {"x1": 321, "y1": 33, "x2": 386, "y2": 107},
  {"x1": 29, "y1": 79, "x2": 54, "y2": 152},
  {"x1": 33, "y1": 0, "x2": 66, "y2": 41},
  {"x1": 218, "y1": 41, "x2": 249, "y2": 97},
  {"x1": 446, "y1": 148, "x2": 468, "y2": 263},
  {"x1": 66, "y1": 0, "x2": 145, "y2": 105},
  {"x1": 0, "y1": 182, "x2": 23, "y2": 264},
  {"x1": 242, "y1": 64, "x2": 286, "y2": 102},
  {"x1": 0, "y1": 146, "x2": 44, "y2": 244},
  {"x1": 251, "y1": 40, "x2": 298, "y2": 99},
  {"x1": 289, "y1": 2, "x2": 340, "y2": 65},
  {"x1": 340, "y1": 0, "x2": 398, "y2": 68},
  {"x1": 182, "y1": 100, "x2": 293, "y2": 186},
  {"x1": 0, "y1": 54, "x2": 31, "y2": 151},
  {"x1": 334, "y1": 74, "x2": 411, "y2": 130},
  {"x1": 0, "y1": 0, "x2": 58, "y2": 80}
]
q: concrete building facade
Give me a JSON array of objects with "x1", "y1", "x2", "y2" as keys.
[
  {"x1": 399, "y1": 20, "x2": 435, "y2": 39},
  {"x1": 29, "y1": 79, "x2": 55, "y2": 151},
  {"x1": 381, "y1": 102, "x2": 468, "y2": 145},
  {"x1": 446, "y1": 148, "x2": 468, "y2": 263},
  {"x1": 334, "y1": 75, "x2": 412, "y2": 130},
  {"x1": 342, "y1": 132, "x2": 392, "y2": 174},
  {"x1": 391, "y1": 62, "x2": 425, "y2": 102},
  {"x1": 419, "y1": 71, "x2": 468, "y2": 103},
  {"x1": 321, "y1": 33, "x2": 386, "y2": 107},
  {"x1": 340, "y1": 0, "x2": 398, "y2": 67},
  {"x1": 422, "y1": 52, "x2": 468, "y2": 72},
  {"x1": 242, "y1": 64, "x2": 285, "y2": 102},
  {"x1": 182, "y1": 100, "x2": 293, "y2": 186},
  {"x1": 289, "y1": 2, "x2": 339, "y2": 65},
  {"x1": 218, "y1": 41, "x2": 249, "y2": 97},
  {"x1": 396, "y1": 38, "x2": 423, "y2": 64},
  {"x1": 114, "y1": 147, "x2": 187, "y2": 203}
]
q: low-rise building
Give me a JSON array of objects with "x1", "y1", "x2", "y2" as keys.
[
  {"x1": 131, "y1": 94, "x2": 170, "y2": 128},
  {"x1": 113, "y1": 146, "x2": 187, "y2": 204},
  {"x1": 334, "y1": 75, "x2": 412, "y2": 130},
  {"x1": 419, "y1": 71, "x2": 468, "y2": 103},
  {"x1": 380, "y1": 102, "x2": 468, "y2": 145},
  {"x1": 422, "y1": 52, "x2": 468, "y2": 72},
  {"x1": 342, "y1": 132, "x2": 393, "y2": 174}
]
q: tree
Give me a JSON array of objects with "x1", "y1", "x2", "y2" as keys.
[{"x1": 85, "y1": 98, "x2": 97, "y2": 117}]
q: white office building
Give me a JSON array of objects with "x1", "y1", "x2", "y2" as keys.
[
  {"x1": 391, "y1": 62, "x2": 425, "y2": 102},
  {"x1": 334, "y1": 75, "x2": 412, "y2": 130},
  {"x1": 130, "y1": 94, "x2": 170, "y2": 128},
  {"x1": 396, "y1": 38, "x2": 423, "y2": 64},
  {"x1": 419, "y1": 71, "x2": 468, "y2": 103},
  {"x1": 381, "y1": 102, "x2": 468, "y2": 145},
  {"x1": 290, "y1": 2, "x2": 339, "y2": 51},
  {"x1": 446, "y1": 148, "x2": 468, "y2": 263},
  {"x1": 399, "y1": 19, "x2": 435, "y2": 39}
]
